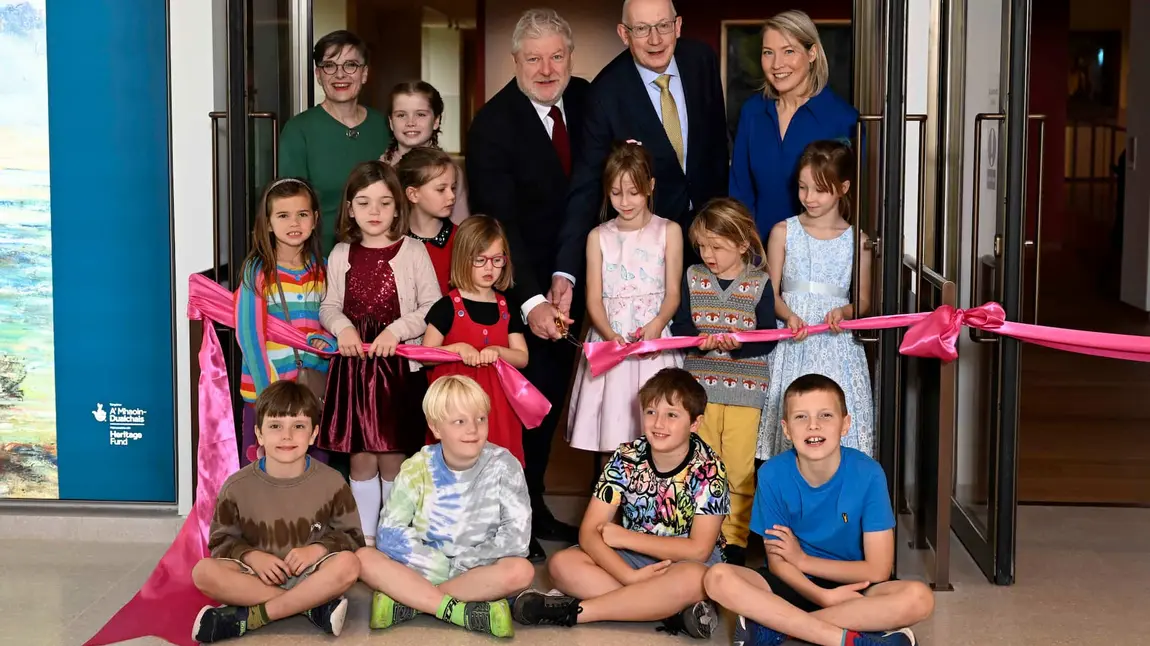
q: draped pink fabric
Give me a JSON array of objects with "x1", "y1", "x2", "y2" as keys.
[
  {"x1": 188, "y1": 274, "x2": 550, "y2": 428},
  {"x1": 83, "y1": 320, "x2": 238, "y2": 646},
  {"x1": 584, "y1": 301, "x2": 1150, "y2": 375}
]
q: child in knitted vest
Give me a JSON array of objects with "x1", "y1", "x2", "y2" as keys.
[{"x1": 669, "y1": 197, "x2": 779, "y2": 567}]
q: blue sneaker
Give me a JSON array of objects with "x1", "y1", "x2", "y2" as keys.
[
  {"x1": 733, "y1": 615, "x2": 787, "y2": 646},
  {"x1": 846, "y1": 628, "x2": 917, "y2": 645}
]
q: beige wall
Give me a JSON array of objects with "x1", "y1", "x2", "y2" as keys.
[
  {"x1": 312, "y1": 0, "x2": 348, "y2": 105},
  {"x1": 484, "y1": 0, "x2": 625, "y2": 100}
]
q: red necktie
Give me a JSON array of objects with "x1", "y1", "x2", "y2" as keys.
[{"x1": 549, "y1": 105, "x2": 571, "y2": 177}]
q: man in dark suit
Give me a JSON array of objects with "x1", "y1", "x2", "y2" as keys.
[
  {"x1": 548, "y1": 0, "x2": 729, "y2": 316},
  {"x1": 467, "y1": 8, "x2": 589, "y2": 560}
]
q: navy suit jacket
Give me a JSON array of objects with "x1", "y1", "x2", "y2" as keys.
[
  {"x1": 557, "y1": 39, "x2": 730, "y2": 279},
  {"x1": 467, "y1": 77, "x2": 591, "y2": 301}
]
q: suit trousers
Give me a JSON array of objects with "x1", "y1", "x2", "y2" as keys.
[{"x1": 522, "y1": 329, "x2": 579, "y2": 506}]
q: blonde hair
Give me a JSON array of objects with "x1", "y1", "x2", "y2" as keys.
[
  {"x1": 422, "y1": 375, "x2": 491, "y2": 425},
  {"x1": 688, "y1": 197, "x2": 767, "y2": 271},
  {"x1": 761, "y1": 10, "x2": 829, "y2": 100},
  {"x1": 450, "y1": 216, "x2": 515, "y2": 292}
]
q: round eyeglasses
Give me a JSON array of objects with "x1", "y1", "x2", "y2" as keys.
[
  {"x1": 473, "y1": 254, "x2": 507, "y2": 268},
  {"x1": 319, "y1": 60, "x2": 363, "y2": 76}
]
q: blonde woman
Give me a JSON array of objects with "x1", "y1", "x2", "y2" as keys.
[{"x1": 729, "y1": 10, "x2": 858, "y2": 236}]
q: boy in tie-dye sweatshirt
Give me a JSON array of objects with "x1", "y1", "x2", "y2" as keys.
[{"x1": 356, "y1": 375, "x2": 534, "y2": 638}]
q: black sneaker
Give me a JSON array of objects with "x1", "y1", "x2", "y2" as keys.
[
  {"x1": 304, "y1": 596, "x2": 349, "y2": 636},
  {"x1": 192, "y1": 605, "x2": 249, "y2": 643},
  {"x1": 723, "y1": 544, "x2": 747, "y2": 566},
  {"x1": 657, "y1": 601, "x2": 718, "y2": 639},
  {"x1": 510, "y1": 589, "x2": 581, "y2": 627}
]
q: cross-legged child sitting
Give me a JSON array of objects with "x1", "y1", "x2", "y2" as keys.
[
  {"x1": 512, "y1": 367, "x2": 728, "y2": 639},
  {"x1": 191, "y1": 380, "x2": 364, "y2": 643},
  {"x1": 356, "y1": 374, "x2": 534, "y2": 638},
  {"x1": 703, "y1": 374, "x2": 935, "y2": 646}
]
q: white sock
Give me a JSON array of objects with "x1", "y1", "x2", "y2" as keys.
[
  {"x1": 380, "y1": 478, "x2": 394, "y2": 509},
  {"x1": 350, "y1": 476, "x2": 382, "y2": 545}
]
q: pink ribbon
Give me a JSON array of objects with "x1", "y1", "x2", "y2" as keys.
[
  {"x1": 188, "y1": 274, "x2": 550, "y2": 428},
  {"x1": 84, "y1": 320, "x2": 236, "y2": 646},
  {"x1": 900, "y1": 302, "x2": 1150, "y2": 362},
  {"x1": 584, "y1": 311, "x2": 926, "y2": 377},
  {"x1": 584, "y1": 302, "x2": 1150, "y2": 375}
]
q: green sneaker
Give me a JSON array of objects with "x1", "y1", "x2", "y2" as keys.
[
  {"x1": 369, "y1": 591, "x2": 419, "y2": 630},
  {"x1": 463, "y1": 599, "x2": 515, "y2": 638}
]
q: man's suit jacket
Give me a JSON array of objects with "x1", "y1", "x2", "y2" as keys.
[
  {"x1": 467, "y1": 77, "x2": 592, "y2": 304},
  {"x1": 557, "y1": 39, "x2": 729, "y2": 279}
]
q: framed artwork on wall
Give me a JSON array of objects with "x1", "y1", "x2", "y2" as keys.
[{"x1": 720, "y1": 19, "x2": 853, "y2": 136}]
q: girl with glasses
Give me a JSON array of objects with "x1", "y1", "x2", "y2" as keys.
[{"x1": 422, "y1": 216, "x2": 529, "y2": 466}]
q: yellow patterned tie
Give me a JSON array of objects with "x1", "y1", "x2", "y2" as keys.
[{"x1": 655, "y1": 74, "x2": 684, "y2": 167}]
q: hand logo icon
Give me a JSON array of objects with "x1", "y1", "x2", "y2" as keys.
[{"x1": 92, "y1": 403, "x2": 107, "y2": 422}]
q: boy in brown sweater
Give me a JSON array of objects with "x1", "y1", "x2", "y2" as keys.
[{"x1": 191, "y1": 380, "x2": 365, "y2": 643}]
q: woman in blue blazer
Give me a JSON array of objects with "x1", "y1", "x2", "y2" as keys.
[{"x1": 729, "y1": 10, "x2": 859, "y2": 235}]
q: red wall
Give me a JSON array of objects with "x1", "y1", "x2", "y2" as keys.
[
  {"x1": 677, "y1": 0, "x2": 852, "y2": 51},
  {"x1": 1027, "y1": 0, "x2": 1069, "y2": 251}
]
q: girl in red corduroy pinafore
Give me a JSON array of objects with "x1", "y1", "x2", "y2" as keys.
[{"x1": 420, "y1": 216, "x2": 528, "y2": 465}]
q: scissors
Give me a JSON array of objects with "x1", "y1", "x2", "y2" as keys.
[{"x1": 555, "y1": 315, "x2": 583, "y2": 348}]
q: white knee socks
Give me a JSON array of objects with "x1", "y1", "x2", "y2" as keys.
[
  {"x1": 380, "y1": 478, "x2": 394, "y2": 508},
  {"x1": 350, "y1": 476, "x2": 381, "y2": 546}
]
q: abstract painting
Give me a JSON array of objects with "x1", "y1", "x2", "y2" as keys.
[{"x1": 0, "y1": 0, "x2": 56, "y2": 499}]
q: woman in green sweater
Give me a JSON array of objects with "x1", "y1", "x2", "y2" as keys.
[{"x1": 279, "y1": 30, "x2": 392, "y2": 253}]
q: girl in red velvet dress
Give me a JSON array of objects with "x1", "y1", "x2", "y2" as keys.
[
  {"x1": 421, "y1": 216, "x2": 528, "y2": 465},
  {"x1": 318, "y1": 161, "x2": 441, "y2": 544}
]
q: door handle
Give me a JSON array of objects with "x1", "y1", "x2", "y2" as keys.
[
  {"x1": 1027, "y1": 115, "x2": 1045, "y2": 325},
  {"x1": 967, "y1": 113, "x2": 1046, "y2": 341},
  {"x1": 853, "y1": 115, "x2": 884, "y2": 344}
]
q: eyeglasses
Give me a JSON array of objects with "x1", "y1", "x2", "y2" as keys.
[
  {"x1": 623, "y1": 18, "x2": 677, "y2": 39},
  {"x1": 472, "y1": 254, "x2": 507, "y2": 268},
  {"x1": 318, "y1": 60, "x2": 363, "y2": 76}
]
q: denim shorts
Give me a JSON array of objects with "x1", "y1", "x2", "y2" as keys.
[
  {"x1": 613, "y1": 546, "x2": 723, "y2": 569},
  {"x1": 220, "y1": 551, "x2": 339, "y2": 590}
]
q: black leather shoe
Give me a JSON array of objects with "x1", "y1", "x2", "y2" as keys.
[
  {"x1": 533, "y1": 514, "x2": 580, "y2": 544},
  {"x1": 723, "y1": 544, "x2": 746, "y2": 566},
  {"x1": 528, "y1": 536, "x2": 547, "y2": 563}
]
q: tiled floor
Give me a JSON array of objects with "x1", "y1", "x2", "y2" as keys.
[{"x1": 2, "y1": 502, "x2": 1148, "y2": 646}]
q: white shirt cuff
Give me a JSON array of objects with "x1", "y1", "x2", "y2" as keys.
[
  {"x1": 521, "y1": 294, "x2": 549, "y2": 322},
  {"x1": 553, "y1": 271, "x2": 576, "y2": 286}
]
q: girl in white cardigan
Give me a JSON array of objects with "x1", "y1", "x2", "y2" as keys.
[{"x1": 318, "y1": 160, "x2": 442, "y2": 544}]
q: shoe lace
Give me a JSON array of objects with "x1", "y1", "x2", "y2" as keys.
[{"x1": 536, "y1": 596, "x2": 581, "y2": 627}]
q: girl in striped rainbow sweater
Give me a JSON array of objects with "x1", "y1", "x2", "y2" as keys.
[{"x1": 235, "y1": 177, "x2": 336, "y2": 465}]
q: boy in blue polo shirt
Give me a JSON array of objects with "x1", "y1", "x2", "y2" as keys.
[{"x1": 703, "y1": 374, "x2": 934, "y2": 646}]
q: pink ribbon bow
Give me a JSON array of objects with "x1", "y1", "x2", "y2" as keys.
[
  {"x1": 187, "y1": 274, "x2": 550, "y2": 428},
  {"x1": 899, "y1": 303, "x2": 1005, "y2": 362}
]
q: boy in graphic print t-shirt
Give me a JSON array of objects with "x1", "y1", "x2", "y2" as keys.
[
  {"x1": 191, "y1": 381, "x2": 364, "y2": 643},
  {"x1": 513, "y1": 368, "x2": 729, "y2": 639}
]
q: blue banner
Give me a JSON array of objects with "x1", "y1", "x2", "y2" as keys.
[{"x1": 46, "y1": 0, "x2": 176, "y2": 502}]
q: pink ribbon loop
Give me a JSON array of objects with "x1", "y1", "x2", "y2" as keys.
[
  {"x1": 899, "y1": 302, "x2": 1006, "y2": 362},
  {"x1": 187, "y1": 274, "x2": 551, "y2": 428}
]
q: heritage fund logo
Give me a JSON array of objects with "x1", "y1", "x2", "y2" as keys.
[{"x1": 93, "y1": 402, "x2": 147, "y2": 446}]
